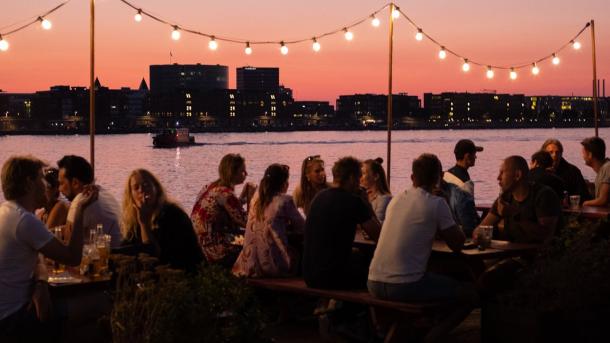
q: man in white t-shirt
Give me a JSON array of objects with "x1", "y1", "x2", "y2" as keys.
[
  {"x1": 0, "y1": 156, "x2": 97, "y2": 340},
  {"x1": 58, "y1": 155, "x2": 122, "y2": 247},
  {"x1": 368, "y1": 153, "x2": 477, "y2": 341}
]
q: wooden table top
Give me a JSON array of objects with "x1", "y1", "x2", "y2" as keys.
[{"x1": 476, "y1": 203, "x2": 610, "y2": 220}]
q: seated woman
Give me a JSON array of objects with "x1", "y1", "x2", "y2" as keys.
[
  {"x1": 361, "y1": 158, "x2": 392, "y2": 223},
  {"x1": 121, "y1": 169, "x2": 203, "y2": 272},
  {"x1": 293, "y1": 155, "x2": 329, "y2": 216},
  {"x1": 191, "y1": 153, "x2": 256, "y2": 268},
  {"x1": 233, "y1": 164, "x2": 304, "y2": 278},
  {"x1": 36, "y1": 167, "x2": 70, "y2": 229}
]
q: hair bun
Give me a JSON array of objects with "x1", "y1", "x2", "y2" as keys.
[{"x1": 374, "y1": 157, "x2": 384, "y2": 164}]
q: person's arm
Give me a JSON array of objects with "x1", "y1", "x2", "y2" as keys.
[
  {"x1": 39, "y1": 186, "x2": 98, "y2": 266},
  {"x1": 136, "y1": 201, "x2": 161, "y2": 257},
  {"x1": 219, "y1": 192, "x2": 248, "y2": 228},
  {"x1": 438, "y1": 225, "x2": 465, "y2": 253},
  {"x1": 284, "y1": 197, "x2": 305, "y2": 234},
  {"x1": 361, "y1": 217, "x2": 381, "y2": 242},
  {"x1": 472, "y1": 200, "x2": 502, "y2": 240},
  {"x1": 45, "y1": 201, "x2": 69, "y2": 229},
  {"x1": 583, "y1": 183, "x2": 610, "y2": 207}
]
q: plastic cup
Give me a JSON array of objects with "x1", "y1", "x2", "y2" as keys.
[{"x1": 569, "y1": 195, "x2": 580, "y2": 209}]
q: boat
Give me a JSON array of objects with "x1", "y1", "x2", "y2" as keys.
[{"x1": 152, "y1": 128, "x2": 196, "y2": 148}]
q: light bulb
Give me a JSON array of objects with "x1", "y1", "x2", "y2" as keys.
[
  {"x1": 134, "y1": 10, "x2": 143, "y2": 22},
  {"x1": 486, "y1": 67, "x2": 494, "y2": 79},
  {"x1": 344, "y1": 29, "x2": 353, "y2": 41},
  {"x1": 532, "y1": 64, "x2": 540, "y2": 75},
  {"x1": 312, "y1": 39, "x2": 321, "y2": 52},
  {"x1": 572, "y1": 40, "x2": 581, "y2": 50},
  {"x1": 244, "y1": 42, "x2": 252, "y2": 55},
  {"x1": 280, "y1": 42, "x2": 288, "y2": 55},
  {"x1": 0, "y1": 37, "x2": 8, "y2": 52},
  {"x1": 392, "y1": 8, "x2": 400, "y2": 19},
  {"x1": 438, "y1": 48, "x2": 447, "y2": 59},
  {"x1": 371, "y1": 17, "x2": 380, "y2": 27},
  {"x1": 40, "y1": 18, "x2": 52, "y2": 30},
  {"x1": 415, "y1": 29, "x2": 423, "y2": 41},
  {"x1": 462, "y1": 60, "x2": 470, "y2": 72},
  {"x1": 552, "y1": 54, "x2": 560, "y2": 65},
  {"x1": 510, "y1": 68, "x2": 517, "y2": 80},
  {"x1": 208, "y1": 37, "x2": 218, "y2": 50},
  {"x1": 171, "y1": 27, "x2": 181, "y2": 40}
]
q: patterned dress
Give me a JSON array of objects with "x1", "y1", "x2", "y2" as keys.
[
  {"x1": 232, "y1": 194, "x2": 305, "y2": 278},
  {"x1": 191, "y1": 182, "x2": 247, "y2": 263}
]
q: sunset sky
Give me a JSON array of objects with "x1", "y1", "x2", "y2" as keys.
[{"x1": 1, "y1": 0, "x2": 609, "y2": 103}]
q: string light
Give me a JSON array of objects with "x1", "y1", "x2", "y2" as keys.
[
  {"x1": 486, "y1": 67, "x2": 494, "y2": 79},
  {"x1": 280, "y1": 42, "x2": 288, "y2": 55},
  {"x1": 312, "y1": 38, "x2": 321, "y2": 52},
  {"x1": 39, "y1": 17, "x2": 52, "y2": 30},
  {"x1": 0, "y1": 36, "x2": 9, "y2": 52},
  {"x1": 552, "y1": 53, "x2": 560, "y2": 65},
  {"x1": 371, "y1": 16, "x2": 380, "y2": 27},
  {"x1": 343, "y1": 28, "x2": 353, "y2": 41},
  {"x1": 532, "y1": 63, "x2": 540, "y2": 75},
  {"x1": 392, "y1": 8, "x2": 400, "y2": 19},
  {"x1": 171, "y1": 26, "x2": 181, "y2": 40},
  {"x1": 134, "y1": 9, "x2": 143, "y2": 22},
  {"x1": 208, "y1": 36, "x2": 218, "y2": 50},
  {"x1": 438, "y1": 47, "x2": 447, "y2": 59},
  {"x1": 462, "y1": 59, "x2": 470, "y2": 72},
  {"x1": 244, "y1": 42, "x2": 252, "y2": 55},
  {"x1": 415, "y1": 28, "x2": 423, "y2": 41},
  {"x1": 572, "y1": 40, "x2": 581, "y2": 50},
  {"x1": 510, "y1": 68, "x2": 518, "y2": 80}
]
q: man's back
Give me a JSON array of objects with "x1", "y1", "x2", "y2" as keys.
[
  {"x1": 67, "y1": 186, "x2": 121, "y2": 247},
  {"x1": 303, "y1": 188, "x2": 371, "y2": 289},
  {"x1": 369, "y1": 188, "x2": 456, "y2": 284}
]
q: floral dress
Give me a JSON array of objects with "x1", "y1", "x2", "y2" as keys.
[
  {"x1": 232, "y1": 194, "x2": 305, "y2": 278},
  {"x1": 191, "y1": 182, "x2": 247, "y2": 263}
]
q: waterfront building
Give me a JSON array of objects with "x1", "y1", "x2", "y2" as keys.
[
  {"x1": 336, "y1": 93, "x2": 421, "y2": 127},
  {"x1": 236, "y1": 67, "x2": 280, "y2": 92}
]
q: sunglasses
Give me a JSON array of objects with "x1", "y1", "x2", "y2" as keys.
[{"x1": 306, "y1": 155, "x2": 321, "y2": 162}]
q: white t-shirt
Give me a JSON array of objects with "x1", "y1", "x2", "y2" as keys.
[
  {"x1": 67, "y1": 186, "x2": 122, "y2": 248},
  {"x1": 368, "y1": 187, "x2": 456, "y2": 284},
  {"x1": 0, "y1": 201, "x2": 53, "y2": 320}
]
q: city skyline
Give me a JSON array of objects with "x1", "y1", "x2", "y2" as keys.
[{"x1": 1, "y1": 0, "x2": 609, "y2": 103}]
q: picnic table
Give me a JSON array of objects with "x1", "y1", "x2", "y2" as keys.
[{"x1": 476, "y1": 202, "x2": 610, "y2": 220}]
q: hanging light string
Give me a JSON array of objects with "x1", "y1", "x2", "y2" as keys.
[
  {"x1": 120, "y1": 0, "x2": 390, "y2": 46},
  {"x1": 0, "y1": 1, "x2": 70, "y2": 37},
  {"x1": 396, "y1": 7, "x2": 590, "y2": 71}
]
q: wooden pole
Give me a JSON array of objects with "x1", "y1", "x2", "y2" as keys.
[
  {"x1": 90, "y1": 0, "x2": 96, "y2": 175},
  {"x1": 386, "y1": 3, "x2": 395, "y2": 186},
  {"x1": 591, "y1": 20, "x2": 598, "y2": 137}
]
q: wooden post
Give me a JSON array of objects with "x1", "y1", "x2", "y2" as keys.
[
  {"x1": 90, "y1": 0, "x2": 96, "y2": 175},
  {"x1": 386, "y1": 3, "x2": 395, "y2": 185},
  {"x1": 591, "y1": 20, "x2": 598, "y2": 137}
]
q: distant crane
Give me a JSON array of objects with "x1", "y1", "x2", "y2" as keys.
[{"x1": 481, "y1": 89, "x2": 497, "y2": 94}]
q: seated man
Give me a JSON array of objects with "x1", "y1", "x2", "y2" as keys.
[
  {"x1": 542, "y1": 138, "x2": 591, "y2": 202},
  {"x1": 477, "y1": 155, "x2": 561, "y2": 244},
  {"x1": 58, "y1": 155, "x2": 122, "y2": 248},
  {"x1": 444, "y1": 139, "x2": 483, "y2": 197},
  {"x1": 475, "y1": 155, "x2": 561, "y2": 295},
  {"x1": 529, "y1": 150, "x2": 566, "y2": 198},
  {"x1": 303, "y1": 156, "x2": 381, "y2": 289},
  {"x1": 581, "y1": 137, "x2": 610, "y2": 207},
  {"x1": 368, "y1": 154, "x2": 477, "y2": 341},
  {"x1": 0, "y1": 156, "x2": 97, "y2": 341}
]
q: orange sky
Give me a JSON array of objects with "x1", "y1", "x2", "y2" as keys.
[{"x1": 1, "y1": 0, "x2": 609, "y2": 103}]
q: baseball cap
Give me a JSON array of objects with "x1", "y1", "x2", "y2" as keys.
[{"x1": 454, "y1": 139, "x2": 484, "y2": 158}]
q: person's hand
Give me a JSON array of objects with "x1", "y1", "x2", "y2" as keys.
[
  {"x1": 79, "y1": 185, "x2": 99, "y2": 209},
  {"x1": 240, "y1": 182, "x2": 257, "y2": 204},
  {"x1": 135, "y1": 198, "x2": 154, "y2": 227},
  {"x1": 29, "y1": 281, "x2": 52, "y2": 322}
]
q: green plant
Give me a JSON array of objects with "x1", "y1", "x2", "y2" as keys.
[{"x1": 110, "y1": 255, "x2": 268, "y2": 343}]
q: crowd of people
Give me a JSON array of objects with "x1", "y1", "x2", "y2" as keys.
[{"x1": 1, "y1": 135, "x2": 609, "y2": 341}]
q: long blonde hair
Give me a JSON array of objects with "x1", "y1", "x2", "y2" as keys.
[
  {"x1": 215, "y1": 153, "x2": 245, "y2": 188},
  {"x1": 295, "y1": 156, "x2": 328, "y2": 214},
  {"x1": 121, "y1": 169, "x2": 168, "y2": 241}
]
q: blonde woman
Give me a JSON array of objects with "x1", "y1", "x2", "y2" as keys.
[
  {"x1": 191, "y1": 153, "x2": 256, "y2": 267},
  {"x1": 293, "y1": 155, "x2": 329, "y2": 216},
  {"x1": 360, "y1": 158, "x2": 392, "y2": 223},
  {"x1": 121, "y1": 169, "x2": 203, "y2": 271}
]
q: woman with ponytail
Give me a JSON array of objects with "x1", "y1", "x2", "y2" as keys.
[{"x1": 233, "y1": 164, "x2": 305, "y2": 278}]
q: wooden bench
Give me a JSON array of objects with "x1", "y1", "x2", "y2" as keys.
[{"x1": 246, "y1": 277, "x2": 455, "y2": 342}]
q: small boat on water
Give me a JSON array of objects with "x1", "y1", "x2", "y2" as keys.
[{"x1": 152, "y1": 128, "x2": 196, "y2": 148}]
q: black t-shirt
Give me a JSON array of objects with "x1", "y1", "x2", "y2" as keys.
[
  {"x1": 303, "y1": 188, "x2": 372, "y2": 289},
  {"x1": 529, "y1": 167, "x2": 566, "y2": 198},
  {"x1": 491, "y1": 184, "x2": 561, "y2": 243},
  {"x1": 556, "y1": 158, "x2": 591, "y2": 201},
  {"x1": 121, "y1": 203, "x2": 204, "y2": 272},
  {"x1": 447, "y1": 165, "x2": 470, "y2": 183}
]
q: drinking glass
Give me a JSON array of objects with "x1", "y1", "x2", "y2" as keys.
[
  {"x1": 477, "y1": 225, "x2": 493, "y2": 250},
  {"x1": 569, "y1": 195, "x2": 580, "y2": 209},
  {"x1": 52, "y1": 226, "x2": 66, "y2": 274}
]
